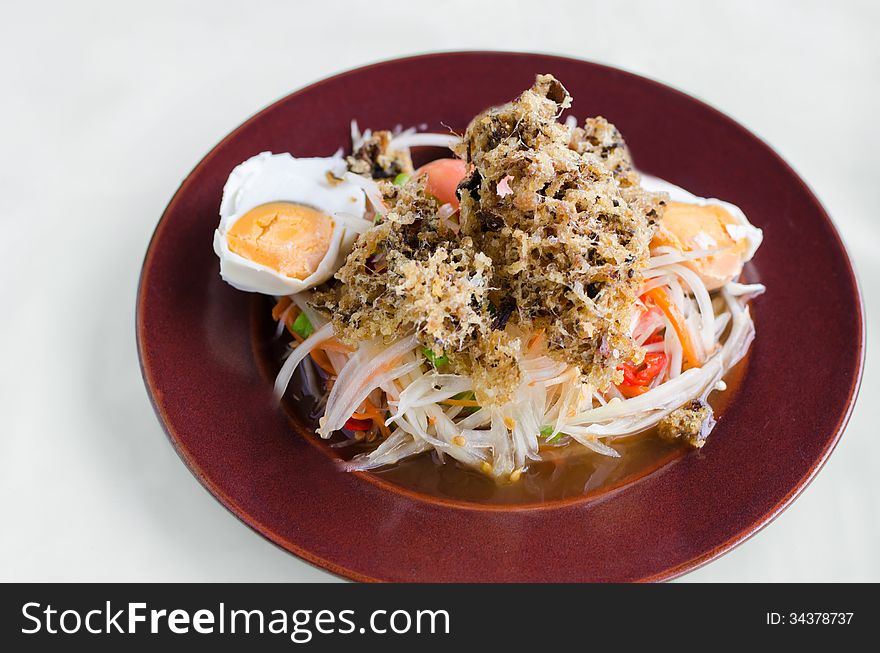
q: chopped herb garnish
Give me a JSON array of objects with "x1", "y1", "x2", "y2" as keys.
[
  {"x1": 423, "y1": 347, "x2": 448, "y2": 367},
  {"x1": 393, "y1": 173, "x2": 410, "y2": 186},
  {"x1": 292, "y1": 312, "x2": 314, "y2": 339}
]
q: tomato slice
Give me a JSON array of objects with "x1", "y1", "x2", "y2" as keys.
[
  {"x1": 416, "y1": 158, "x2": 468, "y2": 208},
  {"x1": 616, "y1": 351, "x2": 667, "y2": 395},
  {"x1": 344, "y1": 417, "x2": 373, "y2": 431}
]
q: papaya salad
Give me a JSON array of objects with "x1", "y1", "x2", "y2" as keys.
[{"x1": 213, "y1": 75, "x2": 764, "y2": 481}]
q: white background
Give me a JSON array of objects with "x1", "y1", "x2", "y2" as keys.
[{"x1": 1, "y1": 0, "x2": 877, "y2": 582}]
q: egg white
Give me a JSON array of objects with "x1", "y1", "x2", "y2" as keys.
[{"x1": 213, "y1": 152, "x2": 367, "y2": 295}]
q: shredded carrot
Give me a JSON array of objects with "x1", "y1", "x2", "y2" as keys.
[
  {"x1": 644, "y1": 286, "x2": 701, "y2": 369},
  {"x1": 320, "y1": 337, "x2": 355, "y2": 353},
  {"x1": 527, "y1": 328, "x2": 546, "y2": 351},
  {"x1": 440, "y1": 399, "x2": 481, "y2": 408},
  {"x1": 352, "y1": 399, "x2": 390, "y2": 437},
  {"x1": 351, "y1": 403, "x2": 382, "y2": 422},
  {"x1": 308, "y1": 349, "x2": 336, "y2": 375},
  {"x1": 367, "y1": 356, "x2": 403, "y2": 384},
  {"x1": 271, "y1": 297, "x2": 292, "y2": 321}
]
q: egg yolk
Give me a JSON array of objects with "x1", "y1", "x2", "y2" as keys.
[
  {"x1": 651, "y1": 201, "x2": 750, "y2": 291},
  {"x1": 226, "y1": 202, "x2": 333, "y2": 279}
]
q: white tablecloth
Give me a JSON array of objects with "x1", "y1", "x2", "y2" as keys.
[{"x1": 2, "y1": 0, "x2": 876, "y2": 581}]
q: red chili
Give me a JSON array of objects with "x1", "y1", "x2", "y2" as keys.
[
  {"x1": 618, "y1": 351, "x2": 667, "y2": 388},
  {"x1": 644, "y1": 331, "x2": 665, "y2": 345},
  {"x1": 344, "y1": 417, "x2": 373, "y2": 431}
]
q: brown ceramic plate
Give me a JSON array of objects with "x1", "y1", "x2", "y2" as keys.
[{"x1": 137, "y1": 52, "x2": 864, "y2": 581}]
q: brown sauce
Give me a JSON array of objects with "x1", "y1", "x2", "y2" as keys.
[{"x1": 254, "y1": 295, "x2": 750, "y2": 506}]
